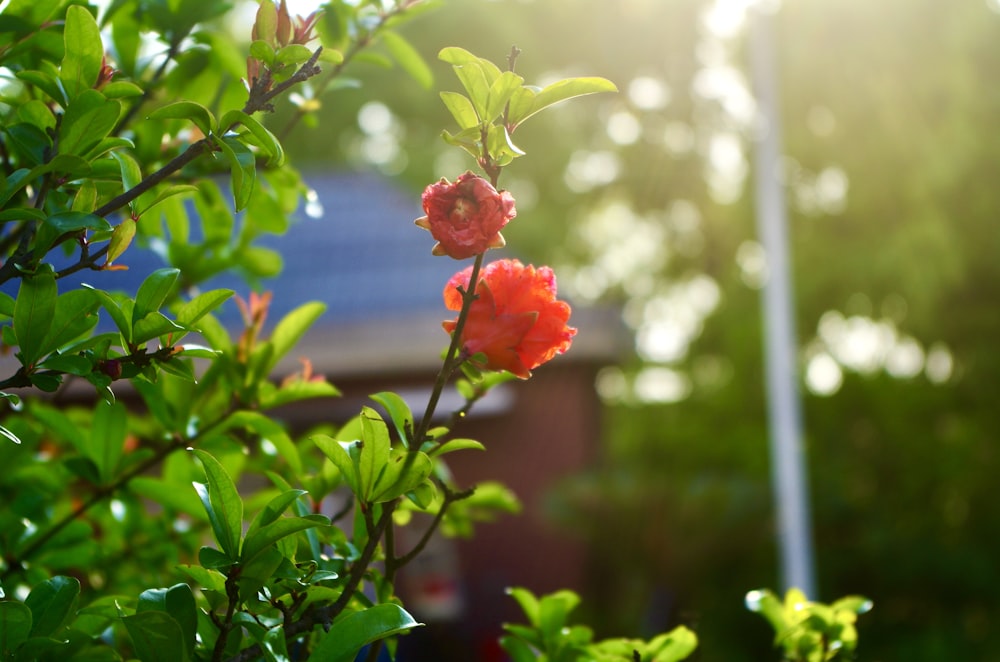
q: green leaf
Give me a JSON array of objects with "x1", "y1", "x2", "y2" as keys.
[
  {"x1": 24, "y1": 575, "x2": 80, "y2": 638},
  {"x1": 102, "y1": 80, "x2": 144, "y2": 98},
  {"x1": 175, "y1": 565, "x2": 226, "y2": 593},
  {"x1": 147, "y1": 101, "x2": 215, "y2": 137},
  {"x1": 43, "y1": 209, "x2": 111, "y2": 232},
  {"x1": 0, "y1": 602, "x2": 32, "y2": 654},
  {"x1": 358, "y1": 407, "x2": 391, "y2": 502},
  {"x1": 133, "y1": 268, "x2": 180, "y2": 325},
  {"x1": 381, "y1": 31, "x2": 433, "y2": 89},
  {"x1": 439, "y1": 91, "x2": 480, "y2": 129},
  {"x1": 222, "y1": 411, "x2": 301, "y2": 474},
  {"x1": 132, "y1": 311, "x2": 184, "y2": 345},
  {"x1": 60, "y1": 5, "x2": 104, "y2": 99},
  {"x1": 313, "y1": 435, "x2": 360, "y2": 496},
  {"x1": 136, "y1": 585, "x2": 197, "y2": 660},
  {"x1": 306, "y1": 604, "x2": 422, "y2": 662},
  {"x1": 647, "y1": 625, "x2": 699, "y2": 662},
  {"x1": 106, "y1": 220, "x2": 137, "y2": 266},
  {"x1": 111, "y1": 151, "x2": 143, "y2": 209},
  {"x1": 131, "y1": 477, "x2": 207, "y2": 520},
  {"x1": 370, "y1": 391, "x2": 413, "y2": 447},
  {"x1": 506, "y1": 587, "x2": 541, "y2": 627},
  {"x1": 267, "y1": 302, "x2": 326, "y2": 373},
  {"x1": 3, "y1": 122, "x2": 51, "y2": 165},
  {"x1": 175, "y1": 289, "x2": 234, "y2": 330},
  {"x1": 14, "y1": 268, "x2": 57, "y2": 366},
  {"x1": 85, "y1": 400, "x2": 127, "y2": 483},
  {"x1": 84, "y1": 286, "x2": 132, "y2": 343},
  {"x1": 192, "y1": 449, "x2": 244, "y2": 558},
  {"x1": 370, "y1": 448, "x2": 433, "y2": 503},
  {"x1": 245, "y1": 489, "x2": 308, "y2": 540},
  {"x1": 213, "y1": 134, "x2": 256, "y2": 211},
  {"x1": 241, "y1": 514, "x2": 328, "y2": 565},
  {"x1": 0, "y1": 424, "x2": 22, "y2": 445},
  {"x1": 429, "y1": 438, "x2": 486, "y2": 457},
  {"x1": 135, "y1": 184, "x2": 199, "y2": 218},
  {"x1": 508, "y1": 77, "x2": 618, "y2": 130},
  {"x1": 121, "y1": 610, "x2": 187, "y2": 662},
  {"x1": 486, "y1": 71, "x2": 525, "y2": 123},
  {"x1": 218, "y1": 110, "x2": 285, "y2": 166},
  {"x1": 58, "y1": 90, "x2": 121, "y2": 157},
  {"x1": 41, "y1": 289, "x2": 100, "y2": 355}
]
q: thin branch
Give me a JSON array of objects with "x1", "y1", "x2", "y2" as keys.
[{"x1": 392, "y1": 484, "x2": 475, "y2": 569}]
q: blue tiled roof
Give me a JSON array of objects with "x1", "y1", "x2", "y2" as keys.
[{"x1": 22, "y1": 171, "x2": 469, "y2": 328}]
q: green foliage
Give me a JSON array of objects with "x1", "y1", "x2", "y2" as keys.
[
  {"x1": 501, "y1": 587, "x2": 698, "y2": 662},
  {"x1": 746, "y1": 588, "x2": 872, "y2": 662},
  {"x1": 0, "y1": 2, "x2": 628, "y2": 660}
]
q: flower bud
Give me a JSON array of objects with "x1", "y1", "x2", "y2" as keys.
[{"x1": 415, "y1": 172, "x2": 516, "y2": 260}]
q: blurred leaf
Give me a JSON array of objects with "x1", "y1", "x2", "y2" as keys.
[
  {"x1": 381, "y1": 31, "x2": 432, "y2": 90},
  {"x1": 0, "y1": 602, "x2": 32, "y2": 654},
  {"x1": 121, "y1": 610, "x2": 187, "y2": 662},
  {"x1": 85, "y1": 400, "x2": 127, "y2": 483},
  {"x1": 13, "y1": 268, "x2": 57, "y2": 366},
  {"x1": 24, "y1": 575, "x2": 79, "y2": 638},
  {"x1": 267, "y1": 302, "x2": 325, "y2": 373},
  {"x1": 306, "y1": 603, "x2": 421, "y2": 662}
]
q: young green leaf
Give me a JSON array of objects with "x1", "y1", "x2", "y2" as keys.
[
  {"x1": 439, "y1": 91, "x2": 480, "y2": 130},
  {"x1": 266, "y1": 301, "x2": 326, "y2": 373},
  {"x1": 147, "y1": 101, "x2": 215, "y2": 137},
  {"x1": 60, "y1": 5, "x2": 104, "y2": 99},
  {"x1": 192, "y1": 449, "x2": 244, "y2": 559},
  {"x1": 370, "y1": 391, "x2": 413, "y2": 447},
  {"x1": 508, "y1": 77, "x2": 617, "y2": 130}
]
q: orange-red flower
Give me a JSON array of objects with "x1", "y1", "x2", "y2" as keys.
[
  {"x1": 443, "y1": 259, "x2": 576, "y2": 378},
  {"x1": 415, "y1": 172, "x2": 516, "y2": 259}
]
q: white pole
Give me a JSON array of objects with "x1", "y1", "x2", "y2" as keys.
[{"x1": 746, "y1": 4, "x2": 818, "y2": 599}]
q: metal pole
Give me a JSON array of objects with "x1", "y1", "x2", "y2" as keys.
[{"x1": 746, "y1": 4, "x2": 818, "y2": 599}]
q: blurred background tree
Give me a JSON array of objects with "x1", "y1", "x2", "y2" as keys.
[{"x1": 272, "y1": 0, "x2": 1000, "y2": 658}]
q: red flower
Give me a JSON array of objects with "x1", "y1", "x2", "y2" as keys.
[
  {"x1": 443, "y1": 259, "x2": 576, "y2": 378},
  {"x1": 415, "y1": 172, "x2": 516, "y2": 259}
]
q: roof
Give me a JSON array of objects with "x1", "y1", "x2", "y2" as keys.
[{"x1": 4, "y1": 171, "x2": 626, "y2": 378}]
